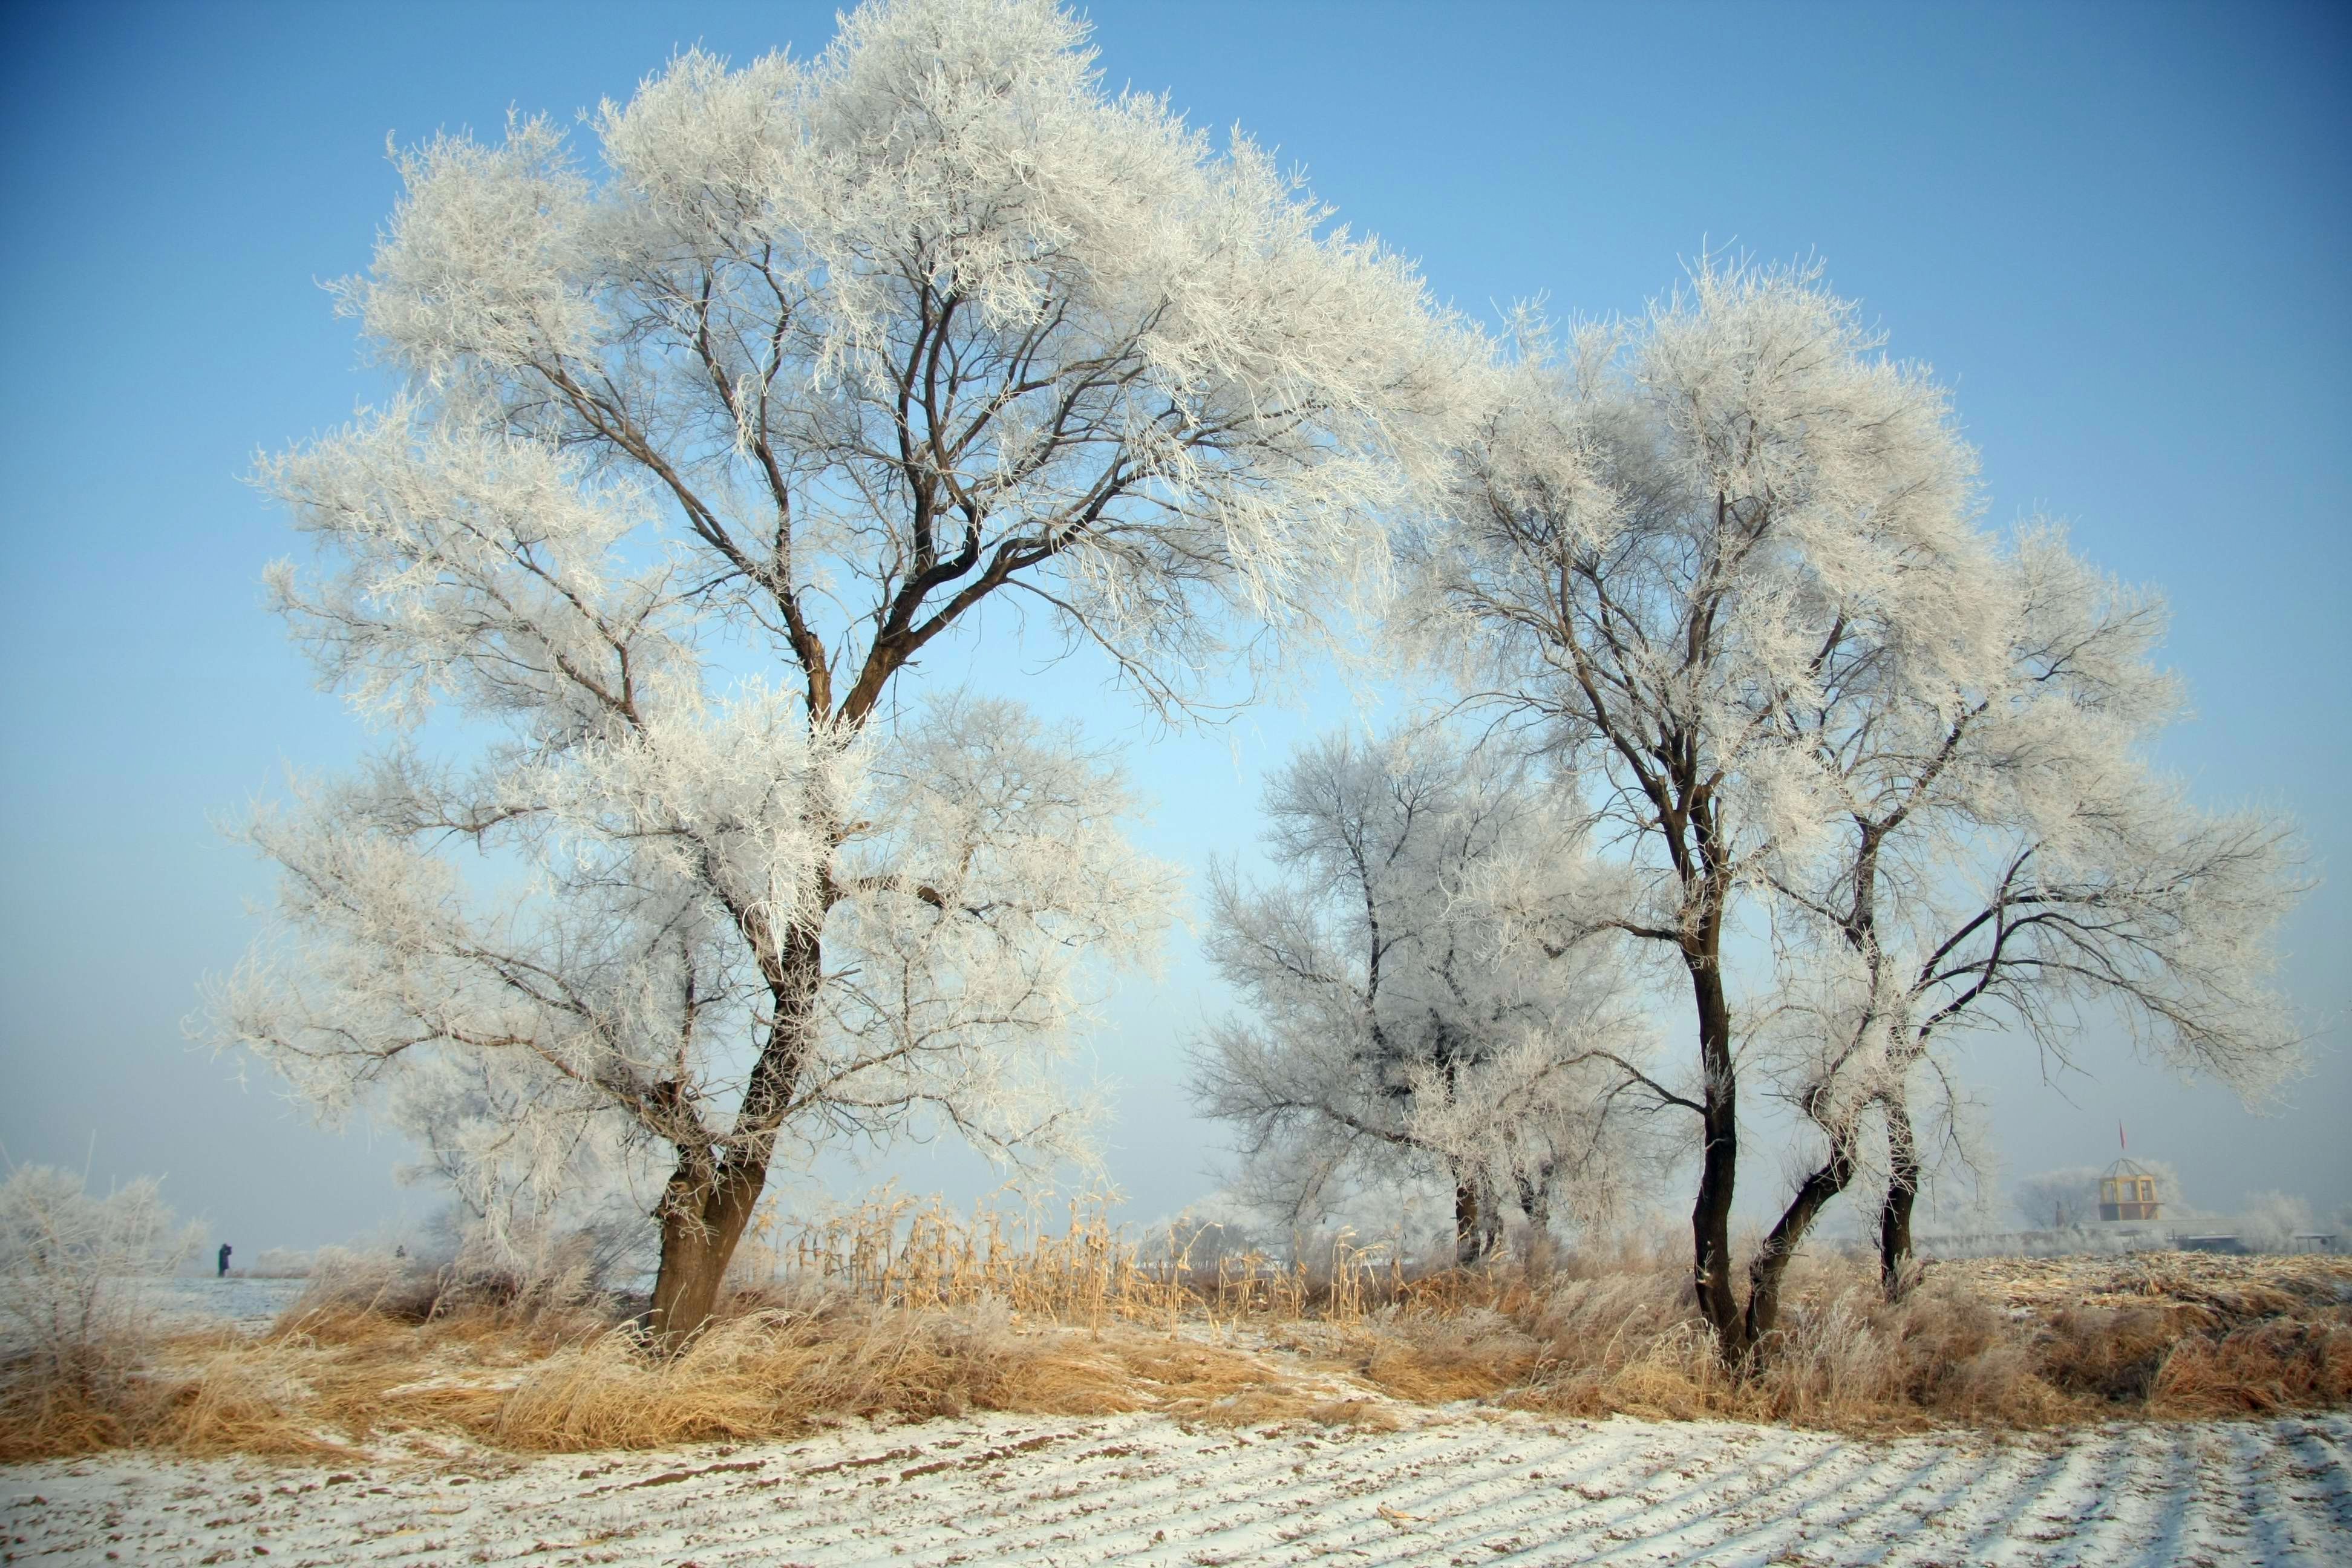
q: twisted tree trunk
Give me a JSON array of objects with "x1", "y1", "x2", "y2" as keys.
[{"x1": 1742, "y1": 1135, "x2": 1857, "y2": 1352}]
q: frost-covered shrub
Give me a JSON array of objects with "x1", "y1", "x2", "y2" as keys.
[
  {"x1": 244, "y1": 1247, "x2": 315, "y2": 1278},
  {"x1": 2235, "y1": 1191, "x2": 2313, "y2": 1253},
  {"x1": 0, "y1": 1165, "x2": 201, "y2": 1393}
]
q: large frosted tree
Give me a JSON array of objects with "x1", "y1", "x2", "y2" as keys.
[
  {"x1": 1405, "y1": 260, "x2": 2305, "y2": 1362},
  {"x1": 1761, "y1": 525, "x2": 2303, "y2": 1305},
  {"x1": 219, "y1": 0, "x2": 1463, "y2": 1342},
  {"x1": 1187, "y1": 728, "x2": 1655, "y2": 1263}
]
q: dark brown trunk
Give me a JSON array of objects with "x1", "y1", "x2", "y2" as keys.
[
  {"x1": 1687, "y1": 952, "x2": 1745, "y2": 1363},
  {"x1": 1878, "y1": 1090, "x2": 1921, "y2": 1300},
  {"x1": 1453, "y1": 1176, "x2": 1492, "y2": 1266},
  {"x1": 1514, "y1": 1170, "x2": 1551, "y2": 1236},
  {"x1": 1742, "y1": 1138, "x2": 1857, "y2": 1354},
  {"x1": 646, "y1": 922, "x2": 824, "y2": 1348},
  {"x1": 647, "y1": 1155, "x2": 766, "y2": 1346}
]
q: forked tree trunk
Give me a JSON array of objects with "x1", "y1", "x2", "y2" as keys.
[
  {"x1": 645, "y1": 923, "x2": 823, "y2": 1349},
  {"x1": 1877, "y1": 1089, "x2": 1921, "y2": 1300}
]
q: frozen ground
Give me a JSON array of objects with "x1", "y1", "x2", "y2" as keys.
[
  {"x1": 0, "y1": 1277, "x2": 307, "y2": 1356},
  {"x1": 132, "y1": 1276, "x2": 312, "y2": 1334},
  {"x1": 7, "y1": 1405, "x2": 2348, "y2": 1567}
]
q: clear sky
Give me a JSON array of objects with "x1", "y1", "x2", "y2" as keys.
[{"x1": 2, "y1": 1, "x2": 2346, "y2": 1252}]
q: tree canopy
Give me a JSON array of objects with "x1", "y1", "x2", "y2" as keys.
[
  {"x1": 218, "y1": 0, "x2": 1465, "y2": 1342},
  {"x1": 1189, "y1": 727, "x2": 1656, "y2": 1261},
  {"x1": 1402, "y1": 260, "x2": 2305, "y2": 1359}
]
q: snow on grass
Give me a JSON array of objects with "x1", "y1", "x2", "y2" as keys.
[{"x1": 7, "y1": 1405, "x2": 2348, "y2": 1566}]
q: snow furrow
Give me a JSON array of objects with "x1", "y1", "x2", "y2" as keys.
[
  {"x1": 1610, "y1": 1431, "x2": 1984, "y2": 1567},
  {"x1": 1282, "y1": 1422, "x2": 1697, "y2": 1566},
  {"x1": 1917, "y1": 1431, "x2": 2085, "y2": 1566},
  {"x1": 987, "y1": 1419, "x2": 1541, "y2": 1565},
  {"x1": 1341, "y1": 1425, "x2": 1787, "y2": 1566},
  {"x1": 6, "y1": 1410, "x2": 2346, "y2": 1567},
  {"x1": 2076, "y1": 1422, "x2": 2195, "y2": 1567},
  {"x1": 2289, "y1": 1416, "x2": 2352, "y2": 1534},
  {"x1": 2234, "y1": 1417, "x2": 2349, "y2": 1567}
]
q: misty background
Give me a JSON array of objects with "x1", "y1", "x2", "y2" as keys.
[{"x1": 2, "y1": 1, "x2": 2345, "y2": 1255}]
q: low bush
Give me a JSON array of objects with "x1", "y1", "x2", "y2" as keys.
[{"x1": 0, "y1": 1164, "x2": 201, "y2": 1460}]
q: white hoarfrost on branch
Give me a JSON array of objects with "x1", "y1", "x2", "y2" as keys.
[
  {"x1": 1187, "y1": 727, "x2": 1661, "y2": 1264},
  {"x1": 1400, "y1": 256, "x2": 2308, "y2": 1364},
  {"x1": 215, "y1": 0, "x2": 1465, "y2": 1342},
  {"x1": 1763, "y1": 523, "x2": 2306, "y2": 1296},
  {"x1": 0, "y1": 1166, "x2": 202, "y2": 1394}
]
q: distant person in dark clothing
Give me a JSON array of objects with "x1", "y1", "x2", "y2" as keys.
[{"x1": 217, "y1": 1243, "x2": 232, "y2": 1278}]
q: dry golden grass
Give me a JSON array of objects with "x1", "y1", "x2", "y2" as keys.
[
  {"x1": 730, "y1": 1193, "x2": 1406, "y2": 1328},
  {"x1": 0, "y1": 1378, "x2": 129, "y2": 1463},
  {"x1": 5, "y1": 1201, "x2": 2345, "y2": 1462},
  {"x1": 1244, "y1": 1233, "x2": 2351, "y2": 1432}
]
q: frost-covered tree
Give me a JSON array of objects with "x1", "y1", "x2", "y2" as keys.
[
  {"x1": 1403, "y1": 256, "x2": 2307, "y2": 1363},
  {"x1": 2012, "y1": 1167, "x2": 2101, "y2": 1231},
  {"x1": 1405, "y1": 260, "x2": 1994, "y2": 1356},
  {"x1": 2235, "y1": 1191, "x2": 2314, "y2": 1253},
  {"x1": 1764, "y1": 527, "x2": 2304, "y2": 1299},
  {"x1": 1187, "y1": 728, "x2": 1655, "y2": 1263},
  {"x1": 218, "y1": 0, "x2": 1463, "y2": 1344}
]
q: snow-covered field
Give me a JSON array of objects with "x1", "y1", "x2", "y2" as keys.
[
  {"x1": 131, "y1": 1276, "x2": 313, "y2": 1334},
  {"x1": 8, "y1": 1404, "x2": 2348, "y2": 1567}
]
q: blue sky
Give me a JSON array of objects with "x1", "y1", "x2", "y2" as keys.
[{"x1": 2, "y1": 1, "x2": 2345, "y2": 1250}]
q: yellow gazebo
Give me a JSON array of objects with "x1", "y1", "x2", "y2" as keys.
[{"x1": 2098, "y1": 1157, "x2": 2161, "y2": 1222}]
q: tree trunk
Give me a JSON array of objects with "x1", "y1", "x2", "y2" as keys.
[
  {"x1": 1877, "y1": 1089, "x2": 1921, "y2": 1301},
  {"x1": 646, "y1": 922, "x2": 823, "y2": 1348},
  {"x1": 1742, "y1": 1138, "x2": 1856, "y2": 1353},
  {"x1": 1687, "y1": 953, "x2": 1746, "y2": 1363},
  {"x1": 1454, "y1": 1176, "x2": 1492, "y2": 1266},
  {"x1": 1515, "y1": 1170, "x2": 1552, "y2": 1236},
  {"x1": 647, "y1": 1156, "x2": 768, "y2": 1347},
  {"x1": 1515, "y1": 1170, "x2": 1557, "y2": 1274}
]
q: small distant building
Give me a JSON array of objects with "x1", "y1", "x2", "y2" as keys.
[{"x1": 2098, "y1": 1158, "x2": 2161, "y2": 1222}]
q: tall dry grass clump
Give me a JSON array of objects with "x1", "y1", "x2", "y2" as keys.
[
  {"x1": 729, "y1": 1192, "x2": 1408, "y2": 1328},
  {"x1": 488, "y1": 1293, "x2": 1149, "y2": 1451},
  {"x1": 1328, "y1": 1234, "x2": 2350, "y2": 1431},
  {"x1": 2033, "y1": 1258, "x2": 2352, "y2": 1417}
]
